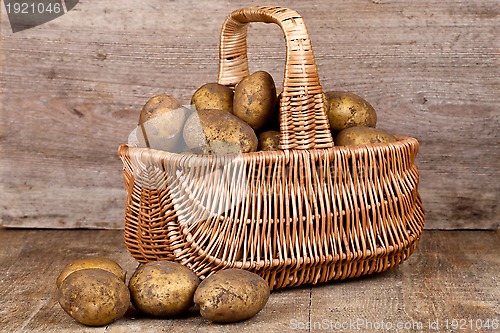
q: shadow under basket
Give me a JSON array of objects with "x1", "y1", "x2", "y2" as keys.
[{"x1": 117, "y1": 6, "x2": 424, "y2": 291}]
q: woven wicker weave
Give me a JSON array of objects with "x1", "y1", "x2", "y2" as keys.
[{"x1": 118, "y1": 6, "x2": 424, "y2": 290}]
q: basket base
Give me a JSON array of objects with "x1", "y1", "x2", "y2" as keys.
[{"x1": 124, "y1": 203, "x2": 424, "y2": 290}]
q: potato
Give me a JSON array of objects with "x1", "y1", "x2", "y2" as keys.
[
  {"x1": 234, "y1": 71, "x2": 276, "y2": 131},
  {"x1": 183, "y1": 109, "x2": 258, "y2": 154},
  {"x1": 335, "y1": 126, "x2": 397, "y2": 146},
  {"x1": 58, "y1": 268, "x2": 130, "y2": 327},
  {"x1": 261, "y1": 90, "x2": 281, "y2": 132},
  {"x1": 258, "y1": 130, "x2": 280, "y2": 151},
  {"x1": 325, "y1": 91, "x2": 377, "y2": 132},
  {"x1": 321, "y1": 92, "x2": 330, "y2": 115},
  {"x1": 194, "y1": 268, "x2": 270, "y2": 323},
  {"x1": 56, "y1": 257, "x2": 126, "y2": 289},
  {"x1": 137, "y1": 94, "x2": 188, "y2": 152},
  {"x1": 128, "y1": 261, "x2": 200, "y2": 317},
  {"x1": 191, "y1": 83, "x2": 234, "y2": 113}
]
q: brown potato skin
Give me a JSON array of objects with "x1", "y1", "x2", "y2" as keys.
[
  {"x1": 194, "y1": 268, "x2": 270, "y2": 323},
  {"x1": 335, "y1": 126, "x2": 397, "y2": 146},
  {"x1": 257, "y1": 130, "x2": 280, "y2": 151},
  {"x1": 128, "y1": 261, "x2": 200, "y2": 318},
  {"x1": 183, "y1": 109, "x2": 258, "y2": 154},
  {"x1": 267, "y1": 90, "x2": 282, "y2": 131},
  {"x1": 137, "y1": 94, "x2": 187, "y2": 152},
  {"x1": 191, "y1": 83, "x2": 234, "y2": 113},
  {"x1": 56, "y1": 257, "x2": 126, "y2": 289},
  {"x1": 325, "y1": 91, "x2": 377, "y2": 132},
  {"x1": 322, "y1": 92, "x2": 330, "y2": 120},
  {"x1": 58, "y1": 269, "x2": 130, "y2": 327},
  {"x1": 139, "y1": 94, "x2": 182, "y2": 124},
  {"x1": 264, "y1": 89, "x2": 283, "y2": 132},
  {"x1": 234, "y1": 71, "x2": 276, "y2": 131}
]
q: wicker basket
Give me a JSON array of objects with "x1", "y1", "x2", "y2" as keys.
[{"x1": 118, "y1": 6, "x2": 424, "y2": 290}]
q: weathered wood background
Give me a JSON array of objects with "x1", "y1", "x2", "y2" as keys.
[{"x1": 1, "y1": 0, "x2": 498, "y2": 229}]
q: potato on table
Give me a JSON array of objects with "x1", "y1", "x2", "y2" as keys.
[
  {"x1": 128, "y1": 261, "x2": 200, "y2": 318},
  {"x1": 194, "y1": 268, "x2": 270, "y2": 323},
  {"x1": 56, "y1": 257, "x2": 126, "y2": 288},
  {"x1": 58, "y1": 269, "x2": 130, "y2": 327}
]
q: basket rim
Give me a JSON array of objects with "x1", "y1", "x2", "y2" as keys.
[{"x1": 118, "y1": 135, "x2": 419, "y2": 160}]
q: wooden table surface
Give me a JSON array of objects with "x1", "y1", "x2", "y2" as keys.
[{"x1": 0, "y1": 229, "x2": 498, "y2": 333}]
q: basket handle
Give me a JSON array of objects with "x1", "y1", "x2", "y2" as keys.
[{"x1": 218, "y1": 6, "x2": 334, "y2": 150}]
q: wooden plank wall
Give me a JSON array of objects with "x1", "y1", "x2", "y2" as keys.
[{"x1": 1, "y1": 0, "x2": 498, "y2": 229}]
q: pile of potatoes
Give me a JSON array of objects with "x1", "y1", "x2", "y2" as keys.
[
  {"x1": 135, "y1": 71, "x2": 396, "y2": 154},
  {"x1": 56, "y1": 257, "x2": 270, "y2": 327}
]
